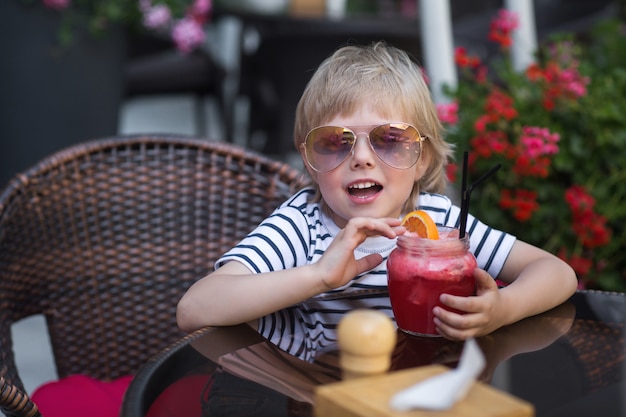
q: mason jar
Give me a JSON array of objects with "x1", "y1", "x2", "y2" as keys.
[{"x1": 387, "y1": 227, "x2": 477, "y2": 336}]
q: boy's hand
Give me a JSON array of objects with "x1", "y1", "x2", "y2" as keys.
[
  {"x1": 433, "y1": 268, "x2": 504, "y2": 340},
  {"x1": 316, "y1": 217, "x2": 403, "y2": 290}
]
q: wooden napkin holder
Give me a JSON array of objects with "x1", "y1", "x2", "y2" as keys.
[{"x1": 315, "y1": 364, "x2": 534, "y2": 417}]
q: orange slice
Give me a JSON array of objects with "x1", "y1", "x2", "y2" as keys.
[{"x1": 401, "y1": 210, "x2": 439, "y2": 239}]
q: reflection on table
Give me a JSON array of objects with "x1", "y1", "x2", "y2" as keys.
[{"x1": 121, "y1": 290, "x2": 626, "y2": 417}]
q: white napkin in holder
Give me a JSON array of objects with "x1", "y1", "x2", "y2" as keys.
[{"x1": 390, "y1": 338, "x2": 485, "y2": 411}]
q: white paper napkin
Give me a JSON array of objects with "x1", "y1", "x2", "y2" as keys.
[{"x1": 389, "y1": 338, "x2": 485, "y2": 411}]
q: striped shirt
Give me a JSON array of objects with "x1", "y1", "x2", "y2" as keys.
[{"x1": 216, "y1": 187, "x2": 516, "y2": 360}]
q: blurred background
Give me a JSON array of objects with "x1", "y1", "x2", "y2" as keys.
[
  {"x1": 1, "y1": 0, "x2": 620, "y2": 186},
  {"x1": 0, "y1": 0, "x2": 621, "y2": 397}
]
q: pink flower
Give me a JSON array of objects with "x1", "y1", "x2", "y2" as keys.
[
  {"x1": 520, "y1": 137, "x2": 544, "y2": 158},
  {"x1": 43, "y1": 0, "x2": 70, "y2": 9},
  {"x1": 43, "y1": 0, "x2": 212, "y2": 54},
  {"x1": 138, "y1": 0, "x2": 211, "y2": 53},
  {"x1": 559, "y1": 69, "x2": 589, "y2": 97},
  {"x1": 172, "y1": 17, "x2": 206, "y2": 54},
  {"x1": 192, "y1": 0, "x2": 212, "y2": 15},
  {"x1": 142, "y1": 4, "x2": 172, "y2": 30},
  {"x1": 436, "y1": 101, "x2": 459, "y2": 125},
  {"x1": 520, "y1": 126, "x2": 560, "y2": 158},
  {"x1": 491, "y1": 9, "x2": 519, "y2": 33}
]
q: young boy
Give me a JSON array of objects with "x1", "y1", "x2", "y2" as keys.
[{"x1": 177, "y1": 42, "x2": 577, "y2": 351}]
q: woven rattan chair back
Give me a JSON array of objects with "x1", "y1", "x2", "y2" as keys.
[
  {"x1": 0, "y1": 135, "x2": 308, "y2": 416},
  {"x1": 0, "y1": 375, "x2": 40, "y2": 417}
]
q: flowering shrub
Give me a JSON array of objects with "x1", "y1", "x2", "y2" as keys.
[
  {"x1": 440, "y1": 10, "x2": 626, "y2": 292},
  {"x1": 37, "y1": 0, "x2": 212, "y2": 53}
]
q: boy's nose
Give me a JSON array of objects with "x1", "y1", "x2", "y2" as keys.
[{"x1": 350, "y1": 134, "x2": 376, "y2": 167}]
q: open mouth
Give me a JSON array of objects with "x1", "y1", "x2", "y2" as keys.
[{"x1": 348, "y1": 181, "x2": 383, "y2": 198}]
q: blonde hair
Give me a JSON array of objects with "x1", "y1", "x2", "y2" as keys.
[{"x1": 294, "y1": 41, "x2": 453, "y2": 213}]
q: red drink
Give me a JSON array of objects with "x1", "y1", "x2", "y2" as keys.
[{"x1": 387, "y1": 227, "x2": 477, "y2": 336}]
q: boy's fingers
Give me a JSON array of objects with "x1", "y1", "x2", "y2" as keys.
[
  {"x1": 474, "y1": 269, "x2": 499, "y2": 299},
  {"x1": 356, "y1": 253, "x2": 384, "y2": 273}
]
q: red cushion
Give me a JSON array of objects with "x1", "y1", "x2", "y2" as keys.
[
  {"x1": 146, "y1": 374, "x2": 209, "y2": 417},
  {"x1": 31, "y1": 374, "x2": 133, "y2": 417}
]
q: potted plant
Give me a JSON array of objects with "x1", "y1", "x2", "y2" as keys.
[
  {"x1": 18, "y1": 0, "x2": 212, "y2": 52},
  {"x1": 0, "y1": 0, "x2": 212, "y2": 187},
  {"x1": 439, "y1": 9, "x2": 626, "y2": 292}
]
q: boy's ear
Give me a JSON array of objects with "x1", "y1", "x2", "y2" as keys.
[
  {"x1": 413, "y1": 147, "x2": 432, "y2": 182},
  {"x1": 300, "y1": 149, "x2": 320, "y2": 183}
]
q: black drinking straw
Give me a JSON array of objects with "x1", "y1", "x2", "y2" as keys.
[
  {"x1": 459, "y1": 151, "x2": 470, "y2": 238},
  {"x1": 459, "y1": 151, "x2": 502, "y2": 238}
]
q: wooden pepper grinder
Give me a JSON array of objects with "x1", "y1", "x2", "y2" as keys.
[{"x1": 337, "y1": 309, "x2": 397, "y2": 380}]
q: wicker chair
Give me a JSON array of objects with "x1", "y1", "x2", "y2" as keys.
[{"x1": 0, "y1": 135, "x2": 309, "y2": 417}]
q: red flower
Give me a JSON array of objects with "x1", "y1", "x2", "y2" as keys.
[
  {"x1": 446, "y1": 163, "x2": 458, "y2": 183},
  {"x1": 454, "y1": 47, "x2": 488, "y2": 83},
  {"x1": 565, "y1": 185, "x2": 596, "y2": 212},
  {"x1": 470, "y1": 130, "x2": 511, "y2": 159},
  {"x1": 512, "y1": 154, "x2": 551, "y2": 178},
  {"x1": 525, "y1": 63, "x2": 544, "y2": 81},
  {"x1": 454, "y1": 47, "x2": 482, "y2": 69},
  {"x1": 473, "y1": 89, "x2": 518, "y2": 133},
  {"x1": 488, "y1": 9, "x2": 519, "y2": 49},
  {"x1": 571, "y1": 212, "x2": 611, "y2": 248},
  {"x1": 473, "y1": 114, "x2": 491, "y2": 133},
  {"x1": 499, "y1": 189, "x2": 539, "y2": 221},
  {"x1": 485, "y1": 90, "x2": 518, "y2": 120},
  {"x1": 475, "y1": 66, "x2": 489, "y2": 83},
  {"x1": 565, "y1": 185, "x2": 611, "y2": 248}
]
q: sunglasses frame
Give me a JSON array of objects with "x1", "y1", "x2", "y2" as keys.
[{"x1": 301, "y1": 122, "x2": 427, "y2": 172}]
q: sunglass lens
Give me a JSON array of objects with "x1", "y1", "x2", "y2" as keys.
[
  {"x1": 370, "y1": 123, "x2": 420, "y2": 168},
  {"x1": 306, "y1": 127, "x2": 354, "y2": 171}
]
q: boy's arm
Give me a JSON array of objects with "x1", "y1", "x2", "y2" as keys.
[
  {"x1": 177, "y1": 216, "x2": 403, "y2": 333},
  {"x1": 176, "y1": 260, "x2": 328, "y2": 332},
  {"x1": 496, "y1": 240, "x2": 577, "y2": 325}
]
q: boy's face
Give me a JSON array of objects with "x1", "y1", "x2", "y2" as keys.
[{"x1": 302, "y1": 104, "x2": 428, "y2": 228}]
